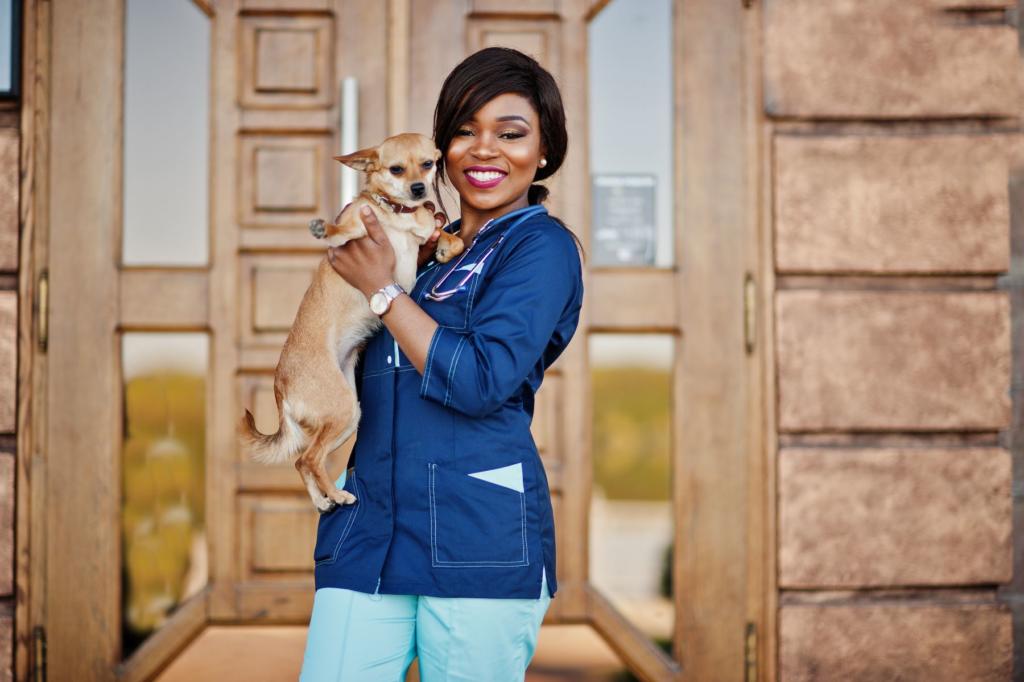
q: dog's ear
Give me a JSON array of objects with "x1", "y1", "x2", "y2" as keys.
[
  {"x1": 333, "y1": 146, "x2": 380, "y2": 172},
  {"x1": 432, "y1": 148, "x2": 442, "y2": 161}
]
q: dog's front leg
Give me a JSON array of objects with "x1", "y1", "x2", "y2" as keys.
[{"x1": 308, "y1": 211, "x2": 370, "y2": 247}]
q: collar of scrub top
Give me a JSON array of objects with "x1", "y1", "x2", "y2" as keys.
[{"x1": 424, "y1": 204, "x2": 548, "y2": 302}]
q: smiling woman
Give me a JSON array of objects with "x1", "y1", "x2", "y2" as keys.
[
  {"x1": 429, "y1": 47, "x2": 576, "y2": 246},
  {"x1": 300, "y1": 46, "x2": 585, "y2": 682},
  {"x1": 441, "y1": 92, "x2": 543, "y2": 234}
]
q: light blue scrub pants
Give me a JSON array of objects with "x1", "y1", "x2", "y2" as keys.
[{"x1": 299, "y1": 470, "x2": 552, "y2": 682}]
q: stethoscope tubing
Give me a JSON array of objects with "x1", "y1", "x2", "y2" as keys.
[{"x1": 424, "y1": 205, "x2": 547, "y2": 302}]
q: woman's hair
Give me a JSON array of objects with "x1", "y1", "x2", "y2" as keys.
[{"x1": 431, "y1": 46, "x2": 583, "y2": 254}]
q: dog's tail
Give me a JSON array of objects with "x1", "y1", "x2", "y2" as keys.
[{"x1": 238, "y1": 403, "x2": 307, "y2": 465}]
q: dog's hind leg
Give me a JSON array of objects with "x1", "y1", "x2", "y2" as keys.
[
  {"x1": 308, "y1": 414, "x2": 361, "y2": 509},
  {"x1": 298, "y1": 466, "x2": 335, "y2": 514},
  {"x1": 297, "y1": 421, "x2": 358, "y2": 512}
]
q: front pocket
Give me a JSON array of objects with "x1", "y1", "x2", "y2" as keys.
[
  {"x1": 427, "y1": 461, "x2": 529, "y2": 567},
  {"x1": 313, "y1": 472, "x2": 360, "y2": 566}
]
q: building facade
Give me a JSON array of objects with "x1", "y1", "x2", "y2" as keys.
[{"x1": 0, "y1": 0, "x2": 1019, "y2": 680}]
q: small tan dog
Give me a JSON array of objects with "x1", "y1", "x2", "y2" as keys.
[{"x1": 239, "y1": 133, "x2": 463, "y2": 512}]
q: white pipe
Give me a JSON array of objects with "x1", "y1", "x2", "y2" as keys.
[{"x1": 340, "y1": 76, "x2": 359, "y2": 207}]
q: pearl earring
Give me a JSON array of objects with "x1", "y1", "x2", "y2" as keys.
[{"x1": 539, "y1": 158, "x2": 547, "y2": 168}]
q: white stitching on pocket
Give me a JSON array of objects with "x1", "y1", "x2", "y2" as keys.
[{"x1": 428, "y1": 462, "x2": 529, "y2": 568}]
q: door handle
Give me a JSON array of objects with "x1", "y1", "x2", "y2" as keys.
[{"x1": 743, "y1": 272, "x2": 756, "y2": 355}]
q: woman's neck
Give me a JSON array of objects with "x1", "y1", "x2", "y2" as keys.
[{"x1": 457, "y1": 195, "x2": 531, "y2": 247}]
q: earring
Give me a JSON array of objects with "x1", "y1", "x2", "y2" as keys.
[{"x1": 539, "y1": 158, "x2": 547, "y2": 168}]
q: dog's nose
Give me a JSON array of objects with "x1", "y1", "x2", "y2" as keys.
[{"x1": 411, "y1": 182, "x2": 426, "y2": 198}]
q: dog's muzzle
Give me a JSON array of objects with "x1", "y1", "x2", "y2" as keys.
[{"x1": 411, "y1": 182, "x2": 426, "y2": 199}]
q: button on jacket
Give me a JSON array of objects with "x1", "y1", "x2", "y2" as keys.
[{"x1": 312, "y1": 204, "x2": 584, "y2": 600}]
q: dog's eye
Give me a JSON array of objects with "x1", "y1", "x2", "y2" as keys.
[
  {"x1": 389, "y1": 165, "x2": 404, "y2": 175},
  {"x1": 421, "y1": 160, "x2": 434, "y2": 169}
]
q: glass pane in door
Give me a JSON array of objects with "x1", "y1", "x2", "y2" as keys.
[
  {"x1": 121, "y1": 333, "x2": 208, "y2": 659},
  {"x1": 588, "y1": 0, "x2": 674, "y2": 267},
  {"x1": 589, "y1": 333, "x2": 675, "y2": 659},
  {"x1": 122, "y1": 0, "x2": 210, "y2": 265}
]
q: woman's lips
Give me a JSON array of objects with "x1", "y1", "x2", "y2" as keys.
[{"x1": 464, "y1": 168, "x2": 507, "y2": 189}]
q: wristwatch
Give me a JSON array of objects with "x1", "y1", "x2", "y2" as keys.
[{"x1": 368, "y1": 282, "x2": 405, "y2": 316}]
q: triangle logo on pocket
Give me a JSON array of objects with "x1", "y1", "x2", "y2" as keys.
[{"x1": 466, "y1": 462, "x2": 524, "y2": 493}]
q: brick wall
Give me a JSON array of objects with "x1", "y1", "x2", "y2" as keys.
[{"x1": 765, "y1": 0, "x2": 1020, "y2": 679}]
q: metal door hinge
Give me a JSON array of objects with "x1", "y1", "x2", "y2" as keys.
[
  {"x1": 32, "y1": 625, "x2": 47, "y2": 682},
  {"x1": 745, "y1": 622, "x2": 758, "y2": 682},
  {"x1": 36, "y1": 270, "x2": 48, "y2": 353},
  {"x1": 743, "y1": 273, "x2": 756, "y2": 355}
]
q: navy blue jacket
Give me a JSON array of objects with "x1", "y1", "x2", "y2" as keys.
[{"x1": 312, "y1": 204, "x2": 584, "y2": 599}]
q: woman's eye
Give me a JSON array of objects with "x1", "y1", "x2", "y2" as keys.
[
  {"x1": 390, "y1": 165, "x2": 404, "y2": 175},
  {"x1": 456, "y1": 129, "x2": 528, "y2": 141},
  {"x1": 421, "y1": 160, "x2": 434, "y2": 169}
]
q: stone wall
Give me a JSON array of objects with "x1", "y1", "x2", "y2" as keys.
[{"x1": 766, "y1": 0, "x2": 1020, "y2": 679}]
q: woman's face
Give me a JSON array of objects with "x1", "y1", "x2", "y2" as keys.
[{"x1": 444, "y1": 92, "x2": 545, "y2": 220}]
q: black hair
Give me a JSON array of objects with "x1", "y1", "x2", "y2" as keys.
[{"x1": 431, "y1": 46, "x2": 583, "y2": 255}]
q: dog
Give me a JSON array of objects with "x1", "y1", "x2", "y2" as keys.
[{"x1": 239, "y1": 132, "x2": 464, "y2": 512}]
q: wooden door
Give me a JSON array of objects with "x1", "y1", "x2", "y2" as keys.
[
  {"x1": 35, "y1": 0, "x2": 393, "y2": 678},
  {"x1": 28, "y1": 0, "x2": 767, "y2": 680}
]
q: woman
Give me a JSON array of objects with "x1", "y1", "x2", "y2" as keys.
[{"x1": 299, "y1": 46, "x2": 584, "y2": 682}]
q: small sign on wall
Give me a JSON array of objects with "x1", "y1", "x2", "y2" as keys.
[
  {"x1": 0, "y1": 0, "x2": 20, "y2": 99},
  {"x1": 591, "y1": 173, "x2": 657, "y2": 266}
]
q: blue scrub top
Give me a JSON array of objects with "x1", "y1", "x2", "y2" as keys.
[{"x1": 312, "y1": 204, "x2": 584, "y2": 600}]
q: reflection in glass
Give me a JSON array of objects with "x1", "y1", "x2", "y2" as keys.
[
  {"x1": 121, "y1": 333, "x2": 208, "y2": 660},
  {"x1": 123, "y1": 0, "x2": 210, "y2": 265},
  {"x1": 588, "y1": 0, "x2": 674, "y2": 267},
  {"x1": 589, "y1": 334, "x2": 675, "y2": 660}
]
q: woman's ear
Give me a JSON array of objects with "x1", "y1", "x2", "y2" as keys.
[{"x1": 333, "y1": 146, "x2": 380, "y2": 172}]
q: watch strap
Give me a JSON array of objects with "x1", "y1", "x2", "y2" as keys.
[{"x1": 380, "y1": 282, "x2": 405, "y2": 301}]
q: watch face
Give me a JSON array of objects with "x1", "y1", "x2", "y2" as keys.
[{"x1": 369, "y1": 292, "x2": 387, "y2": 315}]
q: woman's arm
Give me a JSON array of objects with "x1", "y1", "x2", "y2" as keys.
[
  {"x1": 415, "y1": 226, "x2": 582, "y2": 418},
  {"x1": 375, "y1": 294, "x2": 436, "y2": 374},
  {"x1": 325, "y1": 205, "x2": 438, "y2": 374}
]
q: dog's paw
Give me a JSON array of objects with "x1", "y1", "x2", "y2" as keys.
[
  {"x1": 328, "y1": 488, "x2": 358, "y2": 507},
  {"x1": 315, "y1": 496, "x2": 337, "y2": 514},
  {"x1": 435, "y1": 236, "x2": 465, "y2": 263},
  {"x1": 309, "y1": 218, "x2": 326, "y2": 239}
]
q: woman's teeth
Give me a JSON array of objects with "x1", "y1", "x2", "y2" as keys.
[{"x1": 467, "y1": 170, "x2": 505, "y2": 181}]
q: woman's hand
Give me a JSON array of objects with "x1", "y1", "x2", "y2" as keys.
[{"x1": 327, "y1": 206, "x2": 396, "y2": 298}]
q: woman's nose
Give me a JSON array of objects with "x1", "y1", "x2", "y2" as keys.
[{"x1": 470, "y1": 131, "x2": 498, "y2": 158}]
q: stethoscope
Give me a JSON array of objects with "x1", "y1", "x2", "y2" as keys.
[{"x1": 423, "y1": 204, "x2": 547, "y2": 302}]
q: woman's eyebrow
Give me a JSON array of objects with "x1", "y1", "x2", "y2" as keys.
[{"x1": 495, "y1": 115, "x2": 530, "y2": 125}]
